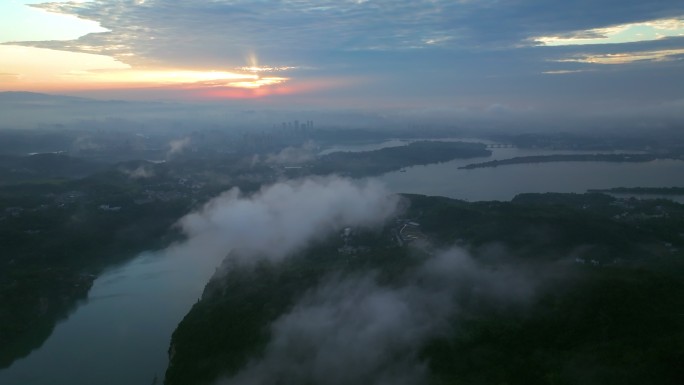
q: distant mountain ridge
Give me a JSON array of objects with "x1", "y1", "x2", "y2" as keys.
[
  {"x1": 0, "y1": 91, "x2": 180, "y2": 108},
  {"x1": 0, "y1": 91, "x2": 89, "y2": 103}
]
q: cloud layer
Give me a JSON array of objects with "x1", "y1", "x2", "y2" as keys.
[
  {"x1": 19, "y1": 0, "x2": 684, "y2": 66},
  {"x1": 175, "y1": 176, "x2": 398, "y2": 263},
  {"x1": 3, "y1": 1, "x2": 684, "y2": 116},
  {"x1": 220, "y1": 247, "x2": 537, "y2": 385}
]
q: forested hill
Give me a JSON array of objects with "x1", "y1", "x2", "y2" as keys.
[
  {"x1": 166, "y1": 192, "x2": 684, "y2": 385},
  {"x1": 311, "y1": 141, "x2": 491, "y2": 177}
]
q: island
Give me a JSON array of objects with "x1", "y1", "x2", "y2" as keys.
[{"x1": 458, "y1": 153, "x2": 667, "y2": 169}]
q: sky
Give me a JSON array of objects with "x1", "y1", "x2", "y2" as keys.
[{"x1": 1, "y1": 0, "x2": 684, "y2": 115}]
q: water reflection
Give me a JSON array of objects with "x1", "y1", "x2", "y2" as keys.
[
  {"x1": 380, "y1": 151, "x2": 684, "y2": 201},
  {"x1": 0, "y1": 247, "x2": 225, "y2": 385}
]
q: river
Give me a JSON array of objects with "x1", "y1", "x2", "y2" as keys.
[
  {"x1": 2, "y1": 139, "x2": 683, "y2": 385},
  {"x1": 0, "y1": 246, "x2": 226, "y2": 385},
  {"x1": 325, "y1": 138, "x2": 684, "y2": 201},
  {"x1": 379, "y1": 147, "x2": 684, "y2": 201}
]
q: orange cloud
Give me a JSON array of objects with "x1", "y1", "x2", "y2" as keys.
[
  {"x1": 191, "y1": 77, "x2": 360, "y2": 100},
  {"x1": 0, "y1": 45, "x2": 295, "y2": 95}
]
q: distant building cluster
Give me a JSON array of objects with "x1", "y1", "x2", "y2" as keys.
[{"x1": 281, "y1": 120, "x2": 314, "y2": 129}]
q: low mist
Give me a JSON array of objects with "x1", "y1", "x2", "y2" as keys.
[
  {"x1": 171, "y1": 176, "x2": 398, "y2": 263},
  {"x1": 220, "y1": 247, "x2": 539, "y2": 385},
  {"x1": 265, "y1": 141, "x2": 318, "y2": 165},
  {"x1": 165, "y1": 176, "x2": 547, "y2": 385}
]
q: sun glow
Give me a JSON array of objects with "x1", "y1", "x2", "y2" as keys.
[
  {"x1": 0, "y1": 0, "x2": 295, "y2": 99},
  {"x1": 0, "y1": 45, "x2": 291, "y2": 95},
  {"x1": 226, "y1": 77, "x2": 289, "y2": 88},
  {"x1": 73, "y1": 69, "x2": 289, "y2": 90},
  {"x1": 239, "y1": 66, "x2": 297, "y2": 72},
  {"x1": 84, "y1": 70, "x2": 259, "y2": 85}
]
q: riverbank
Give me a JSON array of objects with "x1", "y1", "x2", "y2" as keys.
[{"x1": 588, "y1": 187, "x2": 684, "y2": 195}]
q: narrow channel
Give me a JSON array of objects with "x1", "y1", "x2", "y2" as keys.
[{"x1": 0, "y1": 245, "x2": 226, "y2": 385}]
